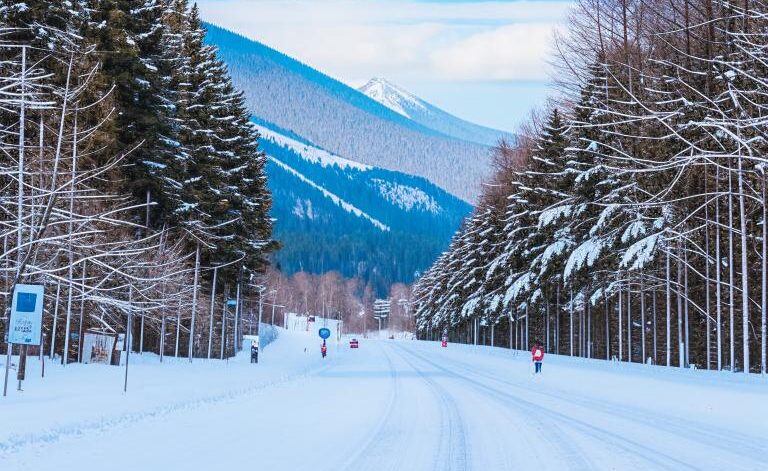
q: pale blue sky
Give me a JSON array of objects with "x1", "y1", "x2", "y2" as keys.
[{"x1": 198, "y1": 0, "x2": 572, "y2": 132}]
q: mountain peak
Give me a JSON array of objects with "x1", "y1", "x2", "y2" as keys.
[
  {"x1": 358, "y1": 76, "x2": 514, "y2": 149},
  {"x1": 359, "y1": 77, "x2": 427, "y2": 118}
]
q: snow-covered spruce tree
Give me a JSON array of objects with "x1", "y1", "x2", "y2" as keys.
[
  {"x1": 474, "y1": 194, "x2": 512, "y2": 347},
  {"x1": 519, "y1": 108, "x2": 573, "y2": 353},
  {"x1": 415, "y1": 229, "x2": 465, "y2": 341},
  {"x1": 413, "y1": 251, "x2": 449, "y2": 340},
  {"x1": 1, "y1": 1, "x2": 277, "y2": 362},
  {"x1": 444, "y1": 200, "x2": 508, "y2": 346},
  {"x1": 176, "y1": 4, "x2": 276, "y2": 285},
  {"x1": 82, "y1": 0, "x2": 184, "y2": 228},
  {"x1": 498, "y1": 179, "x2": 538, "y2": 349},
  {"x1": 209, "y1": 71, "x2": 277, "y2": 278}
]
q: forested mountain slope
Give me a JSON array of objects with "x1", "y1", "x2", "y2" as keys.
[
  {"x1": 259, "y1": 123, "x2": 471, "y2": 293},
  {"x1": 204, "y1": 24, "x2": 492, "y2": 202}
]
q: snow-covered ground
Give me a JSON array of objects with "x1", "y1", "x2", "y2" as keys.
[{"x1": 1, "y1": 330, "x2": 766, "y2": 470}]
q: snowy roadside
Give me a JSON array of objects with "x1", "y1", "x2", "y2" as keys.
[
  {"x1": 0, "y1": 329, "x2": 323, "y2": 451},
  {"x1": 401, "y1": 339, "x2": 768, "y2": 440}
]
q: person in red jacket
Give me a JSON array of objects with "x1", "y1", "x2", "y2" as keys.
[
  {"x1": 321, "y1": 343, "x2": 327, "y2": 358},
  {"x1": 531, "y1": 342, "x2": 544, "y2": 374}
]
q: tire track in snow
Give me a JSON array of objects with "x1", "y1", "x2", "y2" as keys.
[
  {"x1": 395, "y1": 343, "x2": 596, "y2": 471},
  {"x1": 337, "y1": 344, "x2": 402, "y2": 471},
  {"x1": 0, "y1": 362, "x2": 333, "y2": 457},
  {"x1": 393, "y1": 343, "x2": 588, "y2": 471},
  {"x1": 400, "y1": 344, "x2": 693, "y2": 471},
  {"x1": 433, "y1": 349, "x2": 766, "y2": 462},
  {"x1": 389, "y1": 344, "x2": 469, "y2": 471}
]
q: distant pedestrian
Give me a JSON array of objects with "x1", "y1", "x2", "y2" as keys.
[
  {"x1": 321, "y1": 343, "x2": 327, "y2": 358},
  {"x1": 531, "y1": 342, "x2": 544, "y2": 374},
  {"x1": 250, "y1": 343, "x2": 259, "y2": 363}
]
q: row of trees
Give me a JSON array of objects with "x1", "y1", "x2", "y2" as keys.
[
  {"x1": 0, "y1": 0, "x2": 276, "y2": 364},
  {"x1": 263, "y1": 267, "x2": 414, "y2": 334},
  {"x1": 414, "y1": 0, "x2": 768, "y2": 373}
]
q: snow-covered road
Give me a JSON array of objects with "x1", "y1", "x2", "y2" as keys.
[{"x1": 1, "y1": 330, "x2": 766, "y2": 470}]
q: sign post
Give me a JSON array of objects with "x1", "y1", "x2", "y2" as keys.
[
  {"x1": 319, "y1": 328, "x2": 331, "y2": 357},
  {"x1": 124, "y1": 285, "x2": 132, "y2": 393},
  {"x1": 3, "y1": 284, "x2": 44, "y2": 397},
  {"x1": 3, "y1": 343, "x2": 10, "y2": 398}
]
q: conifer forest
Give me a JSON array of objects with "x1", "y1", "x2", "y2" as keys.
[
  {"x1": 414, "y1": 0, "x2": 768, "y2": 374},
  {"x1": 0, "y1": 0, "x2": 276, "y2": 362}
]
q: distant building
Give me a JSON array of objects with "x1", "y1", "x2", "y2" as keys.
[{"x1": 284, "y1": 313, "x2": 343, "y2": 340}]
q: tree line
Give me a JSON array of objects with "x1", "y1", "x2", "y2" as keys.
[
  {"x1": 0, "y1": 0, "x2": 276, "y2": 363},
  {"x1": 414, "y1": 0, "x2": 768, "y2": 374},
  {"x1": 264, "y1": 267, "x2": 414, "y2": 335}
]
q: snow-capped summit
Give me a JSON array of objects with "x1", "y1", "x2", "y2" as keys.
[
  {"x1": 359, "y1": 77, "x2": 428, "y2": 119},
  {"x1": 359, "y1": 77, "x2": 515, "y2": 148}
]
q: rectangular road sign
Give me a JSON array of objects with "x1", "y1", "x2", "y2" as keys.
[{"x1": 8, "y1": 284, "x2": 44, "y2": 345}]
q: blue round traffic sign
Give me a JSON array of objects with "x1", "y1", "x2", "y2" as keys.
[{"x1": 319, "y1": 328, "x2": 331, "y2": 340}]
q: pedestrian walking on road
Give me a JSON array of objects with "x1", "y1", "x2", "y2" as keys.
[
  {"x1": 321, "y1": 343, "x2": 327, "y2": 358},
  {"x1": 531, "y1": 342, "x2": 544, "y2": 374}
]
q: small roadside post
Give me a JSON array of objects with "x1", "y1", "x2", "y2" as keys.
[
  {"x1": 4, "y1": 284, "x2": 45, "y2": 397},
  {"x1": 250, "y1": 337, "x2": 259, "y2": 363},
  {"x1": 124, "y1": 285, "x2": 132, "y2": 393},
  {"x1": 319, "y1": 327, "x2": 331, "y2": 358}
]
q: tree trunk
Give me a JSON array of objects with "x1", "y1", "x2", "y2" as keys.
[
  {"x1": 208, "y1": 267, "x2": 218, "y2": 359},
  {"x1": 684, "y1": 244, "x2": 690, "y2": 367},
  {"x1": 728, "y1": 164, "x2": 735, "y2": 372},
  {"x1": 604, "y1": 289, "x2": 610, "y2": 360},
  {"x1": 677, "y1": 241, "x2": 684, "y2": 368},
  {"x1": 627, "y1": 278, "x2": 632, "y2": 363},
  {"x1": 640, "y1": 275, "x2": 646, "y2": 363},
  {"x1": 737, "y1": 153, "x2": 750, "y2": 373},
  {"x1": 704, "y1": 172, "x2": 712, "y2": 369},
  {"x1": 762, "y1": 174, "x2": 767, "y2": 375},
  {"x1": 666, "y1": 245, "x2": 672, "y2": 367},
  {"x1": 619, "y1": 279, "x2": 623, "y2": 362},
  {"x1": 570, "y1": 286, "x2": 574, "y2": 356},
  {"x1": 716, "y1": 164, "x2": 723, "y2": 370}
]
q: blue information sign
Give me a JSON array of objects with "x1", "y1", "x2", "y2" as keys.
[
  {"x1": 318, "y1": 328, "x2": 331, "y2": 340},
  {"x1": 9, "y1": 284, "x2": 45, "y2": 345}
]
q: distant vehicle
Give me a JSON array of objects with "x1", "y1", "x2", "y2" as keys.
[
  {"x1": 349, "y1": 339, "x2": 359, "y2": 349},
  {"x1": 388, "y1": 335, "x2": 394, "y2": 340}
]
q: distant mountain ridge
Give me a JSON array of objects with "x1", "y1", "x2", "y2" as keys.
[
  {"x1": 359, "y1": 78, "x2": 514, "y2": 147},
  {"x1": 204, "y1": 23, "x2": 493, "y2": 202}
]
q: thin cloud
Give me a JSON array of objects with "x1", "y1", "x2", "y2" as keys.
[
  {"x1": 197, "y1": 0, "x2": 570, "y2": 84},
  {"x1": 430, "y1": 23, "x2": 560, "y2": 81}
]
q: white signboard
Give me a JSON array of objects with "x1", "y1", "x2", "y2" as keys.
[
  {"x1": 8, "y1": 284, "x2": 44, "y2": 345},
  {"x1": 82, "y1": 332, "x2": 117, "y2": 364}
]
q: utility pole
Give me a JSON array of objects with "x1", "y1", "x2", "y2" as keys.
[
  {"x1": 189, "y1": 244, "x2": 200, "y2": 362},
  {"x1": 270, "y1": 289, "x2": 277, "y2": 325},
  {"x1": 124, "y1": 285, "x2": 132, "y2": 393},
  {"x1": 373, "y1": 299, "x2": 390, "y2": 339},
  {"x1": 257, "y1": 285, "x2": 265, "y2": 356},
  {"x1": 76, "y1": 260, "x2": 86, "y2": 363},
  {"x1": 221, "y1": 285, "x2": 229, "y2": 360},
  {"x1": 207, "y1": 266, "x2": 218, "y2": 359},
  {"x1": 234, "y1": 276, "x2": 242, "y2": 354},
  {"x1": 50, "y1": 281, "x2": 61, "y2": 360}
]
